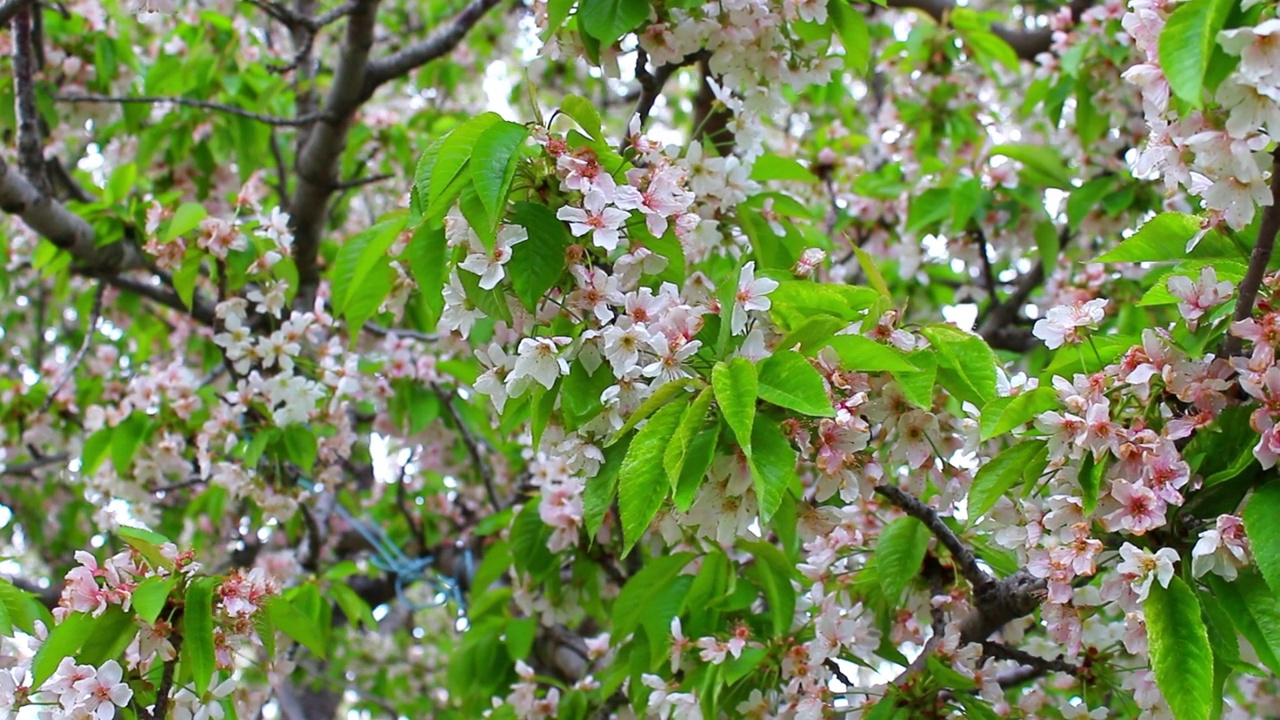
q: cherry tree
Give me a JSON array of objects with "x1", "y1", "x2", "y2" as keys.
[{"x1": 1, "y1": 0, "x2": 1279, "y2": 718}]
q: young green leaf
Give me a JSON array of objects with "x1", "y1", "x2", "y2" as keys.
[
  {"x1": 618, "y1": 402, "x2": 686, "y2": 554},
  {"x1": 612, "y1": 552, "x2": 695, "y2": 645},
  {"x1": 920, "y1": 324, "x2": 999, "y2": 406},
  {"x1": 713, "y1": 358, "x2": 759, "y2": 457},
  {"x1": 1158, "y1": 0, "x2": 1235, "y2": 106},
  {"x1": 968, "y1": 440, "x2": 1049, "y2": 520},
  {"x1": 741, "y1": 541, "x2": 796, "y2": 638},
  {"x1": 132, "y1": 576, "x2": 177, "y2": 624},
  {"x1": 1145, "y1": 576, "x2": 1213, "y2": 720},
  {"x1": 979, "y1": 388, "x2": 1058, "y2": 441},
  {"x1": 183, "y1": 577, "x2": 220, "y2": 694},
  {"x1": 471, "y1": 121, "x2": 528, "y2": 224},
  {"x1": 1243, "y1": 482, "x2": 1280, "y2": 596},
  {"x1": 749, "y1": 419, "x2": 799, "y2": 523},
  {"x1": 507, "y1": 202, "x2": 570, "y2": 312},
  {"x1": 266, "y1": 594, "x2": 329, "y2": 660},
  {"x1": 823, "y1": 336, "x2": 918, "y2": 373},
  {"x1": 875, "y1": 517, "x2": 930, "y2": 603},
  {"x1": 664, "y1": 386, "x2": 715, "y2": 489},
  {"x1": 427, "y1": 113, "x2": 502, "y2": 215},
  {"x1": 756, "y1": 350, "x2": 834, "y2": 417},
  {"x1": 577, "y1": 0, "x2": 650, "y2": 48}
]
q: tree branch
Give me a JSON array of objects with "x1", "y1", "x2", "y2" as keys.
[
  {"x1": 12, "y1": 6, "x2": 47, "y2": 192},
  {"x1": 99, "y1": 274, "x2": 217, "y2": 326},
  {"x1": 874, "y1": 484, "x2": 994, "y2": 592},
  {"x1": 0, "y1": 157, "x2": 142, "y2": 272},
  {"x1": 982, "y1": 641, "x2": 1080, "y2": 686},
  {"x1": 362, "y1": 0, "x2": 505, "y2": 91},
  {"x1": 882, "y1": 0, "x2": 1096, "y2": 61},
  {"x1": 1224, "y1": 148, "x2": 1280, "y2": 357},
  {"x1": 2, "y1": 453, "x2": 69, "y2": 477},
  {"x1": 434, "y1": 384, "x2": 500, "y2": 512},
  {"x1": 289, "y1": 0, "x2": 381, "y2": 306},
  {"x1": 0, "y1": 0, "x2": 37, "y2": 29},
  {"x1": 37, "y1": 282, "x2": 104, "y2": 415},
  {"x1": 55, "y1": 93, "x2": 331, "y2": 127}
]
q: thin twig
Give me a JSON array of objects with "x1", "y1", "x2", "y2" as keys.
[
  {"x1": 333, "y1": 172, "x2": 393, "y2": 190},
  {"x1": 148, "y1": 654, "x2": 179, "y2": 720},
  {"x1": 37, "y1": 282, "x2": 104, "y2": 415},
  {"x1": 245, "y1": 0, "x2": 357, "y2": 30},
  {"x1": 363, "y1": 323, "x2": 438, "y2": 343},
  {"x1": 1224, "y1": 149, "x2": 1280, "y2": 357},
  {"x1": 1, "y1": 453, "x2": 69, "y2": 477},
  {"x1": 973, "y1": 227, "x2": 998, "y2": 305},
  {"x1": 434, "y1": 385, "x2": 500, "y2": 512},
  {"x1": 874, "y1": 484, "x2": 994, "y2": 592},
  {"x1": 100, "y1": 274, "x2": 217, "y2": 326},
  {"x1": 55, "y1": 94, "x2": 332, "y2": 127},
  {"x1": 362, "y1": 0, "x2": 505, "y2": 91},
  {"x1": 981, "y1": 641, "x2": 1080, "y2": 677}
]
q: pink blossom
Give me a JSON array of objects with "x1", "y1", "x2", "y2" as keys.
[
  {"x1": 1167, "y1": 267, "x2": 1233, "y2": 329},
  {"x1": 1032, "y1": 298, "x2": 1107, "y2": 349},
  {"x1": 556, "y1": 189, "x2": 631, "y2": 252},
  {"x1": 1102, "y1": 480, "x2": 1166, "y2": 535},
  {"x1": 730, "y1": 261, "x2": 779, "y2": 335}
]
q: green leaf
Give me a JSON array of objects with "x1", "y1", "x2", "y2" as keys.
[
  {"x1": 906, "y1": 188, "x2": 952, "y2": 233},
  {"x1": 713, "y1": 359, "x2": 758, "y2": 457},
  {"x1": 822, "y1": 335, "x2": 918, "y2": 372},
  {"x1": 1145, "y1": 576, "x2": 1213, "y2": 720},
  {"x1": 1243, "y1": 482, "x2": 1280, "y2": 596},
  {"x1": 1077, "y1": 451, "x2": 1108, "y2": 515},
  {"x1": 266, "y1": 594, "x2": 328, "y2": 660},
  {"x1": 613, "y1": 552, "x2": 695, "y2": 643},
  {"x1": 990, "y1": 144, "x2": 1072, "y2": 189},
  {"x1": 329, "y1": 217, "x2": 403, "y2": 316},
  {"x1": 1034, "y1": 220, "x2": 1059, "y2": 279},
  {"x1": 920, "y1": 324, "x2": 999, "y2": 406},
  {"x1": 674, "y1": 426, "x2": 720, "y2": 513},
  {"x1": 132, "y1": 576, "x2": 177, "y2": 624},
  {"x1": 741, "y1": 541, "x2": 796, "y2": 638},
  {"x1": 117, "y1": 525, "x2": 175, "y2": 570},
  {"x1": 1066, "y1": 177, "x2": 1114, "y2": 230},
  {"x1": 767, "y1": 281, "x2": 881, "y2": 329},
  {"x1": 585, "y1": 439, "x2": 627, "y2": 538},
  {"x1": 507, "y1": 202, "x2": 570, "y2": 311},
  {"x1": 664, "y1": 386, "x2": 715, "y2": 490},
  {"x1": 510, "y1": 502, "x2": 557, "y2": 579},
  {"x1": 853, "y1": 245, "x2": 892, "y2": 298},
  {"x1": 183, "y1": 577, "x2": 219, "y2": 694},
  {"x1": 427, "y1": 113, "x2": 503, "y2": 218},
  {"x1": 961, "y1": 28, "x2": 1019, "y2": 71},
  {"x1": 280, "y1": 424, "x2": 318, "y2": 473},
  {"x1": 830, "y1": 1, "x2": 871, "y2": 72},
  {"x1": 875, "y1": 517, "x2": 930, "y2": 602},
  {"x1": 605, "y1": 379, "x2": 692, "y2": 446},
  {"x1": 578, "y1": 0, "x2": 650, "y2": 47},
  {"x1": 0, "y1": 579, "x2": 49, "y2": 636},
  {"x1": 407, "y1": 224, "x2": 447, "y2": 328},
  {"x1": 330, "y1": 582, "x2": 377, "y2": 631},
  {"x1": 75, "y1": 605, "x2": 137, "y2": 667},
  {"x1": 559, "y1": 95, "x2": 604, "y2": 141},
  {"x1": 471, "y1": 121, "x2": 529, "y2": 225},
  {"x1": 1158, "y1": 0, "x2": 1235, "y2": 106},
  {"x1": 967, "y1": 440, "x2": 1048, "y2": 520},
  {"x1": 749, "y1": 418, "x2": 798, "y2": 523},
  {"x1": 162, "y1": 202, "x2": 207, "y2": 242},
  {"x1": 618, "y1": 402, "x2": 687, "y2": 554},
  {"x1": 1206, "y1": 571, "x2": 1280, "y2": 676},
  {"x1": 1094, "y1": 213, "x2": 1244, "y2": 263},
  {"x1": 31, "y1": 612, "x2": 94, "y2": 687},
  {"x1": 172, "y1": 252, "x2": 202, "y2": 310},
  {"x1": 111, "y1": 412, "x2": 149, "y2": 474},
  {"x1": 756, "y1": 351, "x2": 833, "y2": 417},
  {"x1": 979, "y1": 388, "x2": 1058, "y2": 441},
  {"x1": 750, "y1": 154, "x2": 815, "y2": 183}
]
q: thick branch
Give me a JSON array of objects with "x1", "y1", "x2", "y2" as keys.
[
  {"x1": 874, "y1": 484, "x2": 994, "y2": 592},
  {"x1": 1224, "y1": 149, "x2": 1280, "y2": 356},
  {"x1": 55, "y1": 94, "x2": 331, "y2": 127},
  {"x1": 0, "y1": 0, "x2": 36, "y2": 29},
  {"x1": 101, "y1": 274, "x2": 217, "y2": 326},
  {"x1": 12, "y1": 6, "x2": 47, "y2": 192},
  {"x1": 982, "y1": 641, "x2": 1080, "y2": 686},
  {"x1": 289, "y1": 0, "x2": 380, "y2": 305},
  {"x1": 0, "y1": 157, "x2": 142, "y2": 272},
  {"x1": 362, "y1": 0, "x2": 505, "y2": 91}
]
